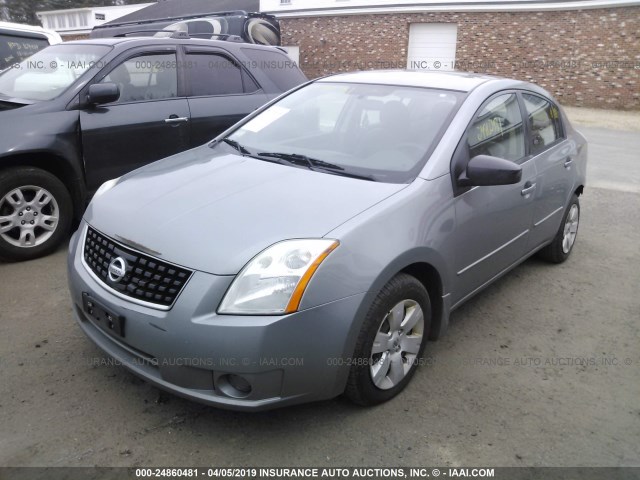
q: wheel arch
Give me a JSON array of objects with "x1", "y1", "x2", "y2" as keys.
[
  {"x1": 0, "y1": 151, "x2": 85, "y2": 219},
  {"x1": 400, "y1": 262, "x2": 446, "y2": 341},
  {"x1": 344, "y1": 247, "x2": 452, "y2": 360},
  {"x1": 333, "y1": 249, "x2": 451, "y2": 396}
]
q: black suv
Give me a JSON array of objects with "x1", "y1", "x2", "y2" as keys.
[{"x1": 0, "y1": 37, "x2": 306, "y2": 261}]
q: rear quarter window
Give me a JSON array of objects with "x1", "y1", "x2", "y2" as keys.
[
  {"x1": 0, "y1": 34, "x2": 49, "y2": 70},
  {"x1": 241, "y1": 48, "x2": 306, "y2": 91}
]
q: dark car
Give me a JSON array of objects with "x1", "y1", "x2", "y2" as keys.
[
  {"x1": 90, "y1": 10, "x2": 282, "y2": 46},
  {"x1": 0, "y1": 36, "x2": 306, "y2": 261}
]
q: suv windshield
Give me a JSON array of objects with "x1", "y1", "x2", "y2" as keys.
[
  {"x1": 226, "y1": 82, "x2": 462, "y2": 183},
  {"x1": 0, "y1": 44, "x2": 110, "y2": 102}
]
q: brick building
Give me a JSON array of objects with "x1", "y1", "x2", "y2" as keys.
[{"x1": 261, "y1": 0, "x2": 640, "y2": 110}]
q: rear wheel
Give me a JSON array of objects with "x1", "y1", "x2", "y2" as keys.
[
  {"x1": 538, "y1": 194, "x2": 580, "y2": 264},
  {"x1": 345, "y1": 273, "x2": 431, "y2": 406},
  {"x1": 0, "y1": 167, "x2": 73, "y2": 262}
]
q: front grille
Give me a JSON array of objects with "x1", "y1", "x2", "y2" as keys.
[{"x1": 83, "y1": 226, "x2": 192, "y2": 308}]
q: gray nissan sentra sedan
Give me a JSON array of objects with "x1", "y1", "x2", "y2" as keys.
[{"x1": 67, "y1": 70, "x2": 587, "y2": 410}]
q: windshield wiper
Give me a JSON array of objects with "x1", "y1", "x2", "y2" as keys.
[
  {"x1": 215, "y1": 138, "x2": 252, "y2": 155},
  {"x1": 256, "y1": 152, "x2": 376, "y2": 181},
  {"x1": 257, "y1": 152, "x2": 341, "y2": 170}
]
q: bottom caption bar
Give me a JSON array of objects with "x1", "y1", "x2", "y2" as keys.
[{"x1": 0, "y1": 467, "x2": 638, "y2": 480}]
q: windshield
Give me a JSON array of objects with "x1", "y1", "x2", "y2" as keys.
[
  {"x1": 0, "y1": 34, "x2": 50, "y2": 71},
  {"x1": 226, "y1": 82, "x2": 462, "y2": 183},
  {"x1": 0, "y1": 44, "x2": 110, "y2": 102}
]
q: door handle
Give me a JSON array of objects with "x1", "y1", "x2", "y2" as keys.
[
  {"x1": 164, "y1": 116, "x2": 189, "y2": 124},
  {"x1": 563, "y1": 157, "x2": 574, "y2": 168},
  {"x1": 521, "y1": 182, "x2": 537, "y2": 196}
]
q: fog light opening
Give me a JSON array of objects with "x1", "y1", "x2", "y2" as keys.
[{"x1": 217, "y1": 374, "x2": 252, "y2": 399}]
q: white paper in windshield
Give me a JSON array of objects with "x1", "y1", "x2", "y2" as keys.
[{"x1": 242, "y1": 105, "x2": 290, "y2": 133}]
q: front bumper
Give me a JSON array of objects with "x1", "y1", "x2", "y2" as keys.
[{"x1": 67, "y1": 224, "x2": 365, "y2": 411}]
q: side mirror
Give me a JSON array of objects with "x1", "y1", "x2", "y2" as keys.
[
  {"x1": 87, "y1": 83, "x2": 120, "y2": 106},
  {"x1": 459, "y1": 155, "x2": 522, "y2": 187}
]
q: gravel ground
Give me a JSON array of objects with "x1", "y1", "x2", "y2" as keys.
[
  {"x1": 0, "y1": 118, "x2": 639, "y2": 468},
  {"x1": 563, "y1": 106, "x2": 640, "y2": 132}
]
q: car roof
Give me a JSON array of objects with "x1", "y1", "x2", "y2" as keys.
[
  {"x1": 0, "y1": 21, "x2": 62, "y2": 44},
  {"x1": 61, "y1": 36, "x2": 286, "y2": 52},
  {"x1": 317, "y1": 70, "x2": 508, "y2": 93}
]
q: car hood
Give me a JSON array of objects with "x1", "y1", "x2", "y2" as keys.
[
  {"x1": 84, "y1": 145, "x2": 407, "y2": 275},
  {"x1": 0, "y1": 100, "x2": 28, "y2": 111},
  {"x1": 0, "y1": 96, "x2": 40, "y2": 112}
]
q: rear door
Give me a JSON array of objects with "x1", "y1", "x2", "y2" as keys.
[
  {"x1": 79, "y1": 48, "x2": 190, "y2": 191},
  {"x1": 520, "y1": 92, "x2": 575, "y2": 249},
  {"x1": 183, "y1": 47, "x2": 268, "y2": 146},
  {"x1": 451, "y1": 92, "x2": 537, "y2": 305}
]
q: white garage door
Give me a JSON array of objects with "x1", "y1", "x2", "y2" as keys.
[{"x1": 407, "y1": 23, "x2": 458, "y2": 71}]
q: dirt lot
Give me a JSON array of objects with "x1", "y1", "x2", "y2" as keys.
[
  {"x1": 564, "y1": 106, "x2": 640, "y2": 132},
  {"x1": 1, "y1": 122, "x2": 639, "y2": 468}
]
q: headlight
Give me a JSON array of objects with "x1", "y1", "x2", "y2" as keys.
[
  {"x1": 93, "y1": 178, "x2": 119, "y2": 199},
  {"x1": 218, "y1": 239, "x2": 339, "y2": 315}
]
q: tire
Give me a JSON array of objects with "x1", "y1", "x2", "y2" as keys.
[
  {"x1": 345, "y1": 273, "x2": 431, "y2": 406},
  {"x1": 0, "y1": 167, "x2": 73, "y2": 262},
  {"x1": 538, "y1": 194, "x2": 580, "y2": 264}
]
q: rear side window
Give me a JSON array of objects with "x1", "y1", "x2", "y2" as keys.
[
  {"x1": 241, "y1": 48, "x2": 306, "y2": 91},
  {"x1": 0, "y1": 34, "x2": 49, "y2": 70},
  {"x1": 522, "y1": 93, "x2": 563, "y2": 155},
  {"x1": 186, "y1": 53, "x2": 251, "y2": 96},
  {"x1": 468, "y1": 93, "x2": 525, "y2": 163}
]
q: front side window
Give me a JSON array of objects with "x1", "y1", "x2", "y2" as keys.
[
  {"x1": 522, "y1": 93, "x2": 563, "y2": 155},
  {"x1": 225, "y1": 82, "x2": 462, "y2": 183},
  {"x1": 468, "y1": 93, "x2": 525, "y2": 163},
  {"x1": 101, "y1": 53, "x2": 177, "y2": 103},
  {"x1": 0, "y1": 44, "x2": 110, "y2": 101}
]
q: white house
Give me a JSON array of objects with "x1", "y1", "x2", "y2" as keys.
[{"x1": 36, "y1": 3, "x2": 154, "y2": 38}]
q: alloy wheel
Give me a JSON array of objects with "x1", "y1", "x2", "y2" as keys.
[
  {"x1": 370, "y1": 299, "x2": 424, "y2": 390},
  {"x1": 562, "y1": 204, "x2": 579, "y2": 254},
  {"x1": 0, "y1": 185, "x2": 60, "y2": 248}
]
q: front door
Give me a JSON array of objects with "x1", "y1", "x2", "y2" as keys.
[
  {"x1": 80, "y1": 50, "x2": 190, "y2": 191},
  {"x1": 451, "y1": 92, "x2": 536, "y2": 305}
]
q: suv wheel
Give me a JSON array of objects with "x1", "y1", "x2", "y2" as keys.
[
  {"x1": 345, "y1": 273, "x2": 431, "y2": 406},
  {"x1": 0, "y1": 167, "x2": 73, "y2": 262}
]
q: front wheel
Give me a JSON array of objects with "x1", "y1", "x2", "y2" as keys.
[
  {"x1": 0, "y1": 167, "x2": 73, "y2": 262},
  {"x1": 538, "y1": 194, "x2": 580, "y2": 264},
  {"x1": 345, "y1": 273, "x2": 431, "y2": 406}
]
